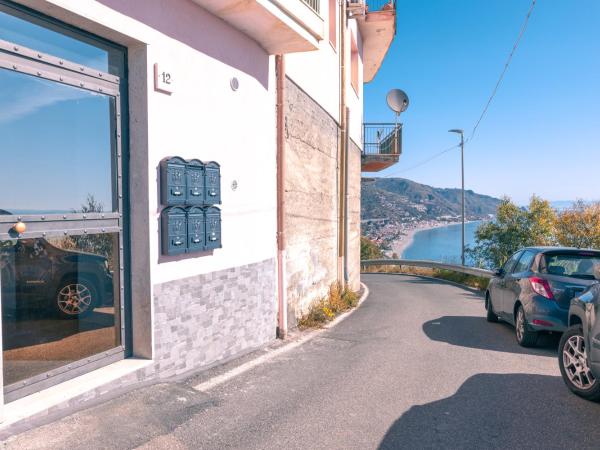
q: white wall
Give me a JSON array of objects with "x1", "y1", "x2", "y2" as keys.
[
  {"x1": 285, "y1": 3, "x2": 364, "y2": 148},
  {"x1": 17, "y1": 0, "x2": 278, "y2": 286}
]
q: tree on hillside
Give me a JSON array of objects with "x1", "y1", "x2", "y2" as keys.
[
  {"x1": 467, "y1": 196, "x2": 557, "y2": 269},
  {"x1": 361, "y1": 237, "x2": 384, "y2": 261},
  {"x1": 556, "y1": 200, "x2": 600, "y2": 249}
]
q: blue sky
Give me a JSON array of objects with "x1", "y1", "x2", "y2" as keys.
[{"x1": 364, "y1": 0, "x2": 600, "y2": 205}]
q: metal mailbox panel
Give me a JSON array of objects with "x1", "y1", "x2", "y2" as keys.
[
  {"x1": 186, "y1": 159, "x2": 205, "y2": 205},
  {"x1": 204, "y1": 206, "x2": 222, "y2": 250},
  {"x1": 204, "y1": 161, "x2": 221, "y2": 205},
  {"x1": 160, "y1": 157, "x2": 187, "y2": 205},
  {"x1": 186, "y1": 206, "x2": 205, "y2": 253},
  {"x1": 161, "y1": 206, "x2": 187, "y2": 255}
]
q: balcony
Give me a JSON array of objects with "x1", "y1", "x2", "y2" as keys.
[
  {"x1": 191, "y1": 0, "x2": 325, "y2": 54},
  {"x1": 362, "y1": 123, "x2": 402, "y2": 172},
  {"x1": 355, "y1": 0, "x2": 397, "y2": 82}
]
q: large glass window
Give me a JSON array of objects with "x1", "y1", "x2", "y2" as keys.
[
  {"x1": 0, "y1": 69, "x2": 116, "y2": 215},
  {"x1": 0, "y1": 3, "x2": 127, "y2": 400}
]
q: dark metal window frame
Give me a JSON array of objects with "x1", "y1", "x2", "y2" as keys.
[{"x1": 0, "y1": 23, "x2": 129, "y2": 400}]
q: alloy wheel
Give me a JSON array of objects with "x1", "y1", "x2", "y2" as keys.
[
  {"x1": 57, "y1": 283, "x2": 93, "y2": 315},
  {"x1": 516, "y1": 308, "x2": 525, "y2": 342},
  {"x1": 563, "y1": 335, "x2": 596, "y2": 390}
]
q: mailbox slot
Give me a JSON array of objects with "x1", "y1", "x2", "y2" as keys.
[
  {"x1": 186, "y1": 206, "x2": 205, "y2": 253},
  {"x1": 160, "y1": 157, "x2": 187, "y2": 205},
  {"x1": 204, "y1": 206, "x2": 222, "y2": 250},
  {"x1": 186, "y1": 159, "x2": 205, "y2": 205},
  {"x1": 204, "y1": 161, "x2": 221, "y2": 205},
  {"x1": 161, "y1": 206, "x2": 187, "y2": 255}
]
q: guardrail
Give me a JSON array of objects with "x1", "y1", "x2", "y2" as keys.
[
  {"x1": 301, "y1": 0, "x2": 320, "y2": 13},
  {"x1": 361, "y1": 259, "x2": 494, "y2": 279}
]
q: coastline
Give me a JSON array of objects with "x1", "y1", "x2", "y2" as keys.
[{"x1": 390, "y1": 222, "x2": 450, "y2": 258}]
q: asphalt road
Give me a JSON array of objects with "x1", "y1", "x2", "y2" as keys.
[{"x1": 6, "y1": 273, "x2": 600, "y2": 449}]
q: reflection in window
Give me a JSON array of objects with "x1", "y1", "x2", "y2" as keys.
[
  {"x1": 1, "y1": 234, "x2": 121, "y2": 387},
  {"x1": 0, "y1": 5, "x2": 124, "y2": 76},
  {"x1": 0, "y1": 68, "x2": 116, "y2": 214}
]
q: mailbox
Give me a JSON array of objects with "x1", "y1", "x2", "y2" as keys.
[
  {"x1": 186, "y1": 206, "x2": 205, "y2": 253},
  {"x1": 161, "y1": 206, "x2": 187, "y2": 255},
  {"x1": 160, "y1": 157, "x2": 187, "y2": 205},
  {"x1": 204, "y1": 161, "x2": 221, "y2": 205},
  {"x1": 204, "y1": 206, "x2": 222, "y2": 250},
  {"x1": 186, "y1": 159, "x2": 205, "y2": 205}
]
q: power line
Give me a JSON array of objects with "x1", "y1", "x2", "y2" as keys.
[
  {"x1": 379, "y1": 0, "x2": 537, "y2": 179},
  {"x1": 383, "y1": 144, "x2": 460, "y2": 178},
  {"x1": 468, "y1": 0, "x2": 537, "y2": 142}
]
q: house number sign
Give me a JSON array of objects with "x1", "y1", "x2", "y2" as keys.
[{"x1": 154, "y1": 63, "x2": 174, "y2": 94}]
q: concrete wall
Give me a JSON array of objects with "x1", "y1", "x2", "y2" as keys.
[{"x1": 283, "y1": 77, "x2": 339, "y2": 324}]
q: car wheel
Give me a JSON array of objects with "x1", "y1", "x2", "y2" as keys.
[
  {"x1": 486, "y1": 294, "x2": 499, "y2": 323},
  {"x1": 559, "y1": 325, "x2": 600, "y2": 401},
  {"x1": 54, "y1": 276, "x2": 98, "y2": 319},
  {"x1": 515, "y1": 304, "x2": 537, "y2": 347}
]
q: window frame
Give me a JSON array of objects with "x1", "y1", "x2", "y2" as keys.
[{"x1": 0, "y1": 30, "x2": 128, "y2": 401}]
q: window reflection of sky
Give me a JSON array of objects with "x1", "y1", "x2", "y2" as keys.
[
  {"x1": 0, "y1": 70, "x2": 114, "y2": 213},
  {"x1": 0, "y1": 8, "x2": 109, "y2": 73}
]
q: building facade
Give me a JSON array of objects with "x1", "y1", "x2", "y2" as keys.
[{"x1": 0, "y1": 0, "x2": 395, "y2": 428}]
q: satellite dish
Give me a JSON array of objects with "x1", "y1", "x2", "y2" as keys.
[{"x1": 386, "y1": 89, "x2": 410, "y2": 115}]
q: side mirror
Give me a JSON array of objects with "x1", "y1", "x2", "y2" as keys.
[{"x1": 494, "y1": 268, "x2": 504, "y2": 277}]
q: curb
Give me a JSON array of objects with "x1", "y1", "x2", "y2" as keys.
[{"x1": 193, "y1": 282, "x2": 370, "y2": 392}]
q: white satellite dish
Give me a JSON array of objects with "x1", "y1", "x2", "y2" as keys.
[{"x1": 386, "y1": 89, "x2": 410, "y2": 115}]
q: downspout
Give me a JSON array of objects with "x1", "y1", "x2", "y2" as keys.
[
  {"x1": 338, "y1": 0, "x2": 348, "y2": 285},
  {"x1": 344, "y1": 106, "x2": 350, "y2": 284},
  {"x1": 276, "y1": 55, "x2": 287, "y2": 339}
]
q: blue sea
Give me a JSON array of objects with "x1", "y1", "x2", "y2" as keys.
[{"x1": 402, "y1": 221, "x2": 482, "y2": 265}]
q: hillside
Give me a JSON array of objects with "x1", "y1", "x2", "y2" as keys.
[{"x1": 362, "y1": 178, "x2": 501, "y2": 222}]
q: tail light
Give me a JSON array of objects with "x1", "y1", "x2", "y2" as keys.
[{"x1": 529, "y1": 277, "x2": 554, "y2": 300}]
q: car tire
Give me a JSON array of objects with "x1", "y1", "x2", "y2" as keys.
[
  {"x1": 559, "y1": 325, "x2": 600, "y2": 401},
  {"x1": 515, "y1": 304, "x2": 538, "y2": 347},
  {"x1": 486, "y1": 294, "x2": 499, "y2": 323},
  {"x1": 54, "y1": 276, "x2": 98, "y2": 320}
]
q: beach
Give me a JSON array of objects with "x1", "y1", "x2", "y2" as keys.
[{"x1": 389, "y1": 222, "x2": 450, "y2": 258}]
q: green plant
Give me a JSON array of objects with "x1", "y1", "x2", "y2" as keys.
[{"x1": 297, "y1": 282, "x2": 361, "y2": 329}]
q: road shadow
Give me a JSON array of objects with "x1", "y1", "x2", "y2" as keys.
[
  {"x1": 423, "y1": 315, "x2": 559, "y2": 357},
  {"x1": 378, "y1": 373, "x2": 600, "y2": 449}
]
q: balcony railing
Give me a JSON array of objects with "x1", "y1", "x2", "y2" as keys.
[
  {"x1": 363, "y1": 123, "x2": 402, "y2": 156},
  {"x1": 301, "y1": 0, "x2": 320, "y2": 13}
]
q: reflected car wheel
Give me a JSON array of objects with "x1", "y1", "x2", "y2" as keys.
[
  {"x1": 559, "y1": 325, "x2": 600, "y2": 401},
  {"x1": 55, "y1": 277, "x2": 97, "y2": 319}
]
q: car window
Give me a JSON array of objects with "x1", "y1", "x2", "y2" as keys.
[
  {"x1": 502, "y1": 251, "x2": 523, "y2": 274},
  {"x1": 540, "y1": 252, "x2": 600, "y2": 279},
  {"x1": 513, "y1": 250, "x2": 536, "y2": 273}
]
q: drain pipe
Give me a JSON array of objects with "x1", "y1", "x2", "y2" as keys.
[
  {"x1": 344, "y1": 106, "x2": 350, "y2": 284},
  {"x1": 276, "y1": 54, "x2": 287, "y2": 339},
  {"x1": 338, "y1": 0, "x2": 348, "y2": 285}
]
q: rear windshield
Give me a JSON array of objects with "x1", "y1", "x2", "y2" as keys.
[{"x1": 539, "y1": 253, "x2": 600, "y2": 279}]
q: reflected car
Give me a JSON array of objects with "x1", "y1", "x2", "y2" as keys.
[
  {"x1": 559, "y1": 276, "x2": 600, "y2": 401},
  {"x1": 0, "y1": 238, "x2": 114, "y2": 319},
  {"x1": 485, "y1": 247, "x2": 600, "y2": 347}
]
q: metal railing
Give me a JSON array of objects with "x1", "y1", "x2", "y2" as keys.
[
  {"x1": 301, "y1": 0, "x2": 320, "y2": 13},
  {"x1": 365, "y1": 0, "x2": 396, "y2": 12},
  {"x1": 363, "y1": 123, "x2": 402, "y2": 156},
  {"x1": 361, "y1": 259, "x2": 494, "y2": 279}
]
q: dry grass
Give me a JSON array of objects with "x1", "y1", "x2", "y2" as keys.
[{"x1": 298, "y1": 283, "x2": 360, "y2": 329}]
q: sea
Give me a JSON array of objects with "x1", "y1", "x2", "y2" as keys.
[{"x1": 401, "y1": 221, "x2": 482, "y2": 265}]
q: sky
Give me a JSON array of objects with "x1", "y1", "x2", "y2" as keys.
[{"x1": 364, "y1": 0, "x2": 600, "y2": 205}]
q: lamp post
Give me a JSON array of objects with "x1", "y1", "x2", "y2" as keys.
[{"x1": 448, "y1": 129, "x2": 465, "y2": 266}]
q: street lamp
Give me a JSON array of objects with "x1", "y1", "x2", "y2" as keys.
[{"x1": 448, "y1": 129, "x2": 465, "y2": 266}]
